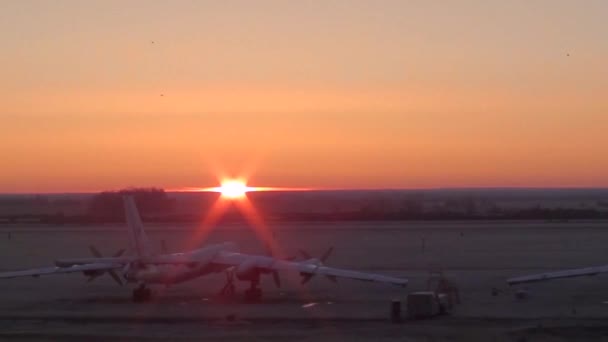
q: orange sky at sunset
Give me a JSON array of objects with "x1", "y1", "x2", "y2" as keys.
[{"x1": 1, "y1": 1, "x2": 607, "y2": 192}]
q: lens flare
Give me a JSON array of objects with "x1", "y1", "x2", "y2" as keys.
[
  {"x1": 217, "y1": 180, "x2": 249, "y2": 199},
  {"x1": 180, "y1": 174, "x2": 316, "y2": 301}
]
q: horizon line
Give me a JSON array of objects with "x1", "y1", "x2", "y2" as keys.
[{"x1": 2, "y1": 186, "x2": 608, "y2": 195}]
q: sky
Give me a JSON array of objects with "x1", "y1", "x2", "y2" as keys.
[{"x1": 1, "y1": 0, "x2": 607, "y2": 192}]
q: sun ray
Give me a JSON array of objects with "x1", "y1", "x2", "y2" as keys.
[
  {"x1": 187, "y1": 195, "x2": 231, "y2": 250},
  {"x1": 234, "y1": 197, "x2": 284, "y2": 258},
  {"x1": 233, "y1": 196, "x2": 311, "y2": 293},
  {"x1": 186, "y1": 178, "x2": 321, "y2": 302}
]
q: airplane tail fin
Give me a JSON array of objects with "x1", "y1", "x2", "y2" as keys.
[{"x1": 123, "y1": 195, "x2": 152, "y2": 258}]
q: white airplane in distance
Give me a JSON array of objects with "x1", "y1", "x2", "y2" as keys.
[
  {"x1": 508, "y1": 265, "x2": 608, "y2": 287},
  {"x1": 0, "y1": 196, "x2": 408, "y2": 302}
]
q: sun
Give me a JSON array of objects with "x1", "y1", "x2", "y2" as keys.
[{"x1": 218, "y1": 180, "x2": 249, "y2": 199}]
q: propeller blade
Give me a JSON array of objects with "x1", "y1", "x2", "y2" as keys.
[
  {"x1": 108, "y1": 270, "x2": 123, "y2": 286},
  {"x1": 225, "y1": 267, "x2": 235, "y2": 282},
  {"x1": 89, "y1": 245, "x2": 103, "y2": 258},
  {"x1": 299, "y1": 249, "x2": 311, "y2": 260},
  {"x1": 86, "y1": 275, "x2": 99, "y2": 282},
  {"x1": 122, "y1": 262, "x2": 130, "y2": 273},
  {"x1": 88, "y1": 246, "x2": 123, "y2": 286},
  {"x1": 326, "y1": 275, "x2": 338, "y2": 283},
  {"x1": 272, "y1": 270, "x2": 281, "y2": 288},
  {"x1": 301, "y1": 273, "x2": 314, "y2": 284},
  {"x1": 320, "y1": 247, "x2": 334, "y2": 263},
  {"x1": 113, "y1": 249, "x2": 126, "y2": 257}
]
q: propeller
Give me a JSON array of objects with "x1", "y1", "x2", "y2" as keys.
[
  {"x1": 271, "y1": 270, "x2": 281, "y2": 288},
  {"x1": 299, "y1": 246, "x2": 333, "y2": 264},
  {"x1": 219, "y1": 267, "x2": 236, "y2": 296},
  {"x1": 264, "y1": 243, "x2": 284, "y2": 289},
  {"x1": 87, "y1": 245, "x2": 125, "y2": 286},
  {"x1": 301, "y1": 273, "x2": 314, "y2": 284},
  {"x1": 320, "y1": 247, "x2": 334, "y2": 263},
  {"x1": 299, "y1": 250, "x2": 311, "y2": 260},
  {"x1": 299, "y1": 246, "x2": 336, "y2": 284}
]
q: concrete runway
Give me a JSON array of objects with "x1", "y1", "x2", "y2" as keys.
[{"x1": 1, "y1": 220, "x2": 608, "y2": 340}]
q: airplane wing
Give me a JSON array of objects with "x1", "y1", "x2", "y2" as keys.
[
  {"x1": 287, "y1": 263, "x2": 408, "y2": 286},
  {"x1": 507, "y1": 264, "x2": 608, "y2": 285},
  {"x1": 55, "y1": 243, "x2": 234, "y2": 267},
  {"x1": 0, "y1": 263, "x2": 123, "y2": 279},
  {"x1": 213, "y1": 253, "x2": 408, "y2": 287},
  {"x1": 55, "y1": 257, "x2": 135, "y2": 267}
]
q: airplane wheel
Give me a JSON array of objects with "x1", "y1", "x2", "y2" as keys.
[
  {"x1": 218, "y1": 282, "x2": 236, "y2": 299},
  {"x1": 132, "y1": 287, "x2": 152, "y2": 302},
  {"x1": 132, "y1": 288, "x2": 142, "y2": 302},
  {"x1": 143, "y1": 288, "x2": 152, "y2": 300},
  {"x1": 244, "y1": 288, "x2": 262, "y2": 302},
  {"x1": 226, "y1": 283, "x2": 236, "y2": 296},
  {"x1": 132, "y1": 288, "x2": 144, "y2": 302}
]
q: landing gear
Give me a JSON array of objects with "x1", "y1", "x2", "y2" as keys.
[
  {"x1": 217, "y1": 269, "x2": 264, "y2": 302},
  {"x1": 217, "y1": 269, "x2": 237, "y2": 299},
  {"x1": 219, "y1": 282, "x2": 236, "y2": 298},
  {"x1": 244, "y1": 279, "x2": 262, "y2": 302},
  {"x1": 132, "y1": 284, "x2": 152, "y2": 302},
  {"x1": 244, "y1": 287, "x2": 262, "y2": 302}
]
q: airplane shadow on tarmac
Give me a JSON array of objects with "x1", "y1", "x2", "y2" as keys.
[{"x1": 58, "y1": 292, "x2": 342, "y2": 306}]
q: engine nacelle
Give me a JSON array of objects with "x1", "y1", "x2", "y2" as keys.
[
  {"x1": 82, "y1": 269, "x2": 104, "y2": 277},
  {"x1": 123, "y1": 262, "x2": 147, "y2": 282},
  {"x1": 235, "y1": 259, "x2": 258, "y2": 280}
]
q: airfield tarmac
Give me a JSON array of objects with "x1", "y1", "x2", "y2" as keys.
[{"x1": 1, "y1": 220, "x2": 608, "y2": 341}]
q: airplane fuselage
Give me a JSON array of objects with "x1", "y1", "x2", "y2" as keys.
[
  {"x1": 57, "y1": 242, "x2": 238, "y2": 286},
  {"x1": 124, "y1": 263, "x2": 221, "y2": 284}
]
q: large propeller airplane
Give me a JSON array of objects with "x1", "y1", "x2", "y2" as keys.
[{"x1": 0, "y1": 196, "x2": 408, "y2": 302}]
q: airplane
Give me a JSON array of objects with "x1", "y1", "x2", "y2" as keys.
[
  {"x1": 508, "y1": 265, "x2": 608, "y2": 286},
  {"x1": 0, "y1": 196, "x2": 408, "y2": 302}
]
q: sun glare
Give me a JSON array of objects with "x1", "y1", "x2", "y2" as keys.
[{"x1": 218, "y1": 180, "x2": 249, "y2": 199}]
